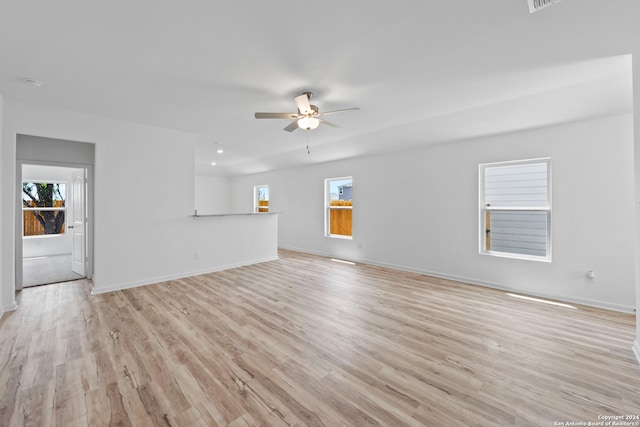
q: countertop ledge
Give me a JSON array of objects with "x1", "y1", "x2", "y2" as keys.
[{"x1": 192, "y1": 212, "x2": 280, "y2": 218}]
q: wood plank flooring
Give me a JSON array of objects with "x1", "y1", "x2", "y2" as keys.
[{"x1": 1, "y1": 249, "x2": 639, "y2": 426}]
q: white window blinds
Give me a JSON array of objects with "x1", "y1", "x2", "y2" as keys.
[
  {"x1": 484, "y1": 162, "x2": 548, "y2": 208},
  {"x1": 480, "y1": 159, "x2": 551, "y2": 261}
]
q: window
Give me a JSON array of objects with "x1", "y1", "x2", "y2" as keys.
[
  {"x1": 325, "y1": 177, "x2": 352, "y2": 238},
  {"x1": 22, "y1": 182, "x2": 67, "y2": 236},
  {"x1": 254, "y1": 185, "x2": 269, "y2": 213},
  {"x1": 480, "y1": 158, "x2": 551, "y2": 261}
]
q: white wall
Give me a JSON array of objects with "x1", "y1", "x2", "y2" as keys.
[
  {"x1": 0, "y1": 101, "x2": 278, "y2": 306},
  {"x1": 230, "y1": 114, "x2": 636, "y2": 312},
  {"x1": 194, "y1": 175, "x2": 230, "y2": 214}
]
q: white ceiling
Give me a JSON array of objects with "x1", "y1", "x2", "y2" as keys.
[{"x1": 0, "y1": 1, "x2": 636, "y2": 176}]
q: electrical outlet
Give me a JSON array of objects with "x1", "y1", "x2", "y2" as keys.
[{"x1": 194, "y1": 252, "x2": 200, "y2": 260}]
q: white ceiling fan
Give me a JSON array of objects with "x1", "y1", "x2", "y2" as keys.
[{"x1": 255, "y1": 92, "x2": 359, "y2": 132}]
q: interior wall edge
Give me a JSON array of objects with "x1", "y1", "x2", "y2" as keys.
[{"x1": 633, "y1": 341, "x2": 640, "y2": 365}]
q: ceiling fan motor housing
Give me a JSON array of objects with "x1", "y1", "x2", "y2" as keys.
[{"x1": 302, "y1": 105, "x2": 319, "y2": 116}]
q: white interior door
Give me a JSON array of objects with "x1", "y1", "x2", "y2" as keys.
[{"x1": 71, "y1": 170, "x2": 86, "y2": 276}]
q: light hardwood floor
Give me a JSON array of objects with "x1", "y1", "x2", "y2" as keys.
[{"x1": 1, "y1": 249, "x2": 639, "y2": 426}]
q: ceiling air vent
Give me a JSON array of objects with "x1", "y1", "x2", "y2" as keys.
[{"x1": 527, "y1": 0, "x2": 563, "y2": 13}]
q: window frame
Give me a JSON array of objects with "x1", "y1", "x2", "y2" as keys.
[
  {"x1": 254, "y1": 184, "x2": 269, "y2": 213},
  {"x1": 479, "y1": 158, "x2": 552, "y2": 262},
  {"x1": 325, "y1": 176, "x2": 353, "y2": 240},
  {"x1": 22, "y1": 181, "x2": 68, "y2": 238}
]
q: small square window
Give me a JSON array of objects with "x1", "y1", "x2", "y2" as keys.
[{"x1": 254, "y1": 185, "x2": 269, "y2": 213}]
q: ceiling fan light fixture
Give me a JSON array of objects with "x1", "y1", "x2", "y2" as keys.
[{"x1": 298, "y1": 117, "x2": 319, "y2": 130}]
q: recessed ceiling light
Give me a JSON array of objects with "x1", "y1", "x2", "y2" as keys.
[
  {"x1": 217, "y1": 149, "x2": 224, "y2": 154},
  {"x1": 22, "y1": 78, "x2": 43, "y2": 88},
  {"x1": 211, "y1": 162, "x2": 216, "y2": 166}
]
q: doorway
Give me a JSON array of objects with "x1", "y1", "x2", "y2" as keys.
[
  {"x1": 15, "y1": 134, "x2": 95, "y2": 291},
  {"x1": 21, "y1": 164, "x2": 87, "y2": 287}
]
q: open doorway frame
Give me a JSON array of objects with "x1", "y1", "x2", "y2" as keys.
[
  {"x1": 15, "y1": 135, "x2": 95, "y2": 291},
  {"x1": 18, "y1": 163, "x2": 93, "y2": 288}
]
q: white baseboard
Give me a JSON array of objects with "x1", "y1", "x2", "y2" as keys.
[
  {"x1": 23, "y1": 252, "x2": 72, "y2": 260},
  {"x1": 278, "y1": 246, "x2": 636, "y2": 314},
  {"x1": 633, "y1": 341, "x2": 640, "y2": 365},
  {"x1": 91, "y1": 255, "x2": 279, "y2": 295},
  {"x1": 1, "y1": 302, "x2": 18, "y2": 317},
  {"x1": 365, "y1": 258, "x2": 635, "y2": 313}
]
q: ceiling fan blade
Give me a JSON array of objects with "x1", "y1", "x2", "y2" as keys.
[
  {"x1": 294, "y1": 94, "x2": 312, "y2": 115},
  {"x1": 319, "y1": 119, "x2": 339, "y2": 128},
  {"x1": 283, "y1": 120, "x2": 299, "y2": 132},
  {"x1": 317, "y1": 107, "x2": 360, "y2": 117},
  {"x1": 255, "y1": 112, "x2": 298, "y2": 119}
]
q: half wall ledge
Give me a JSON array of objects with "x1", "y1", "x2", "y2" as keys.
[{"x1": 192, "y1": 211, "x2": 280, "y2": 218}]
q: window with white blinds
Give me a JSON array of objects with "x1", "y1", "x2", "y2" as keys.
[{"x1": 480, "y1": 158, "x2": 551, "y2": 261}]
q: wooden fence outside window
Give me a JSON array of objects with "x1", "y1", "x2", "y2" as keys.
[
  {"x1": 23, "y1": 200, "x2": 66, "y2": 236},
  {"x1": 329, "y1": 200, "x2": 352, "y2": 236}
]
